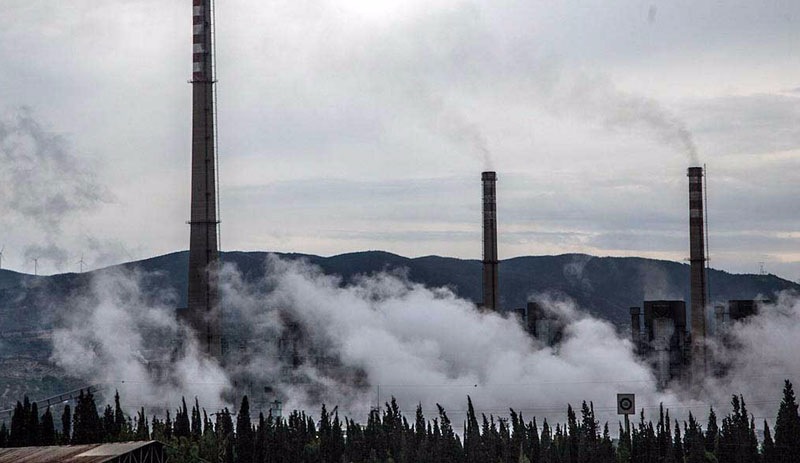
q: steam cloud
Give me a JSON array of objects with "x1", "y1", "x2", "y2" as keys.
[
  {"x1": 52, "y1": 256, "x2": 681, "y2": 426},
  {"x1": 50, "y1": 256, "x2": 798, "y2": 427},
  {"x1": 51, "y1": 268, "x2": 230, "y2": 412}
]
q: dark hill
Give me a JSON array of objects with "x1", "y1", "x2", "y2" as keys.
[{"x1": 0, "y1": 250, "x2": 796, "y2": 333}]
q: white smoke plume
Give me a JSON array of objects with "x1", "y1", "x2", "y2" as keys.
[
  {"x1": 701, "y1": 292, "x2": 800, "y2": 421},
  {"x1": 536, "y1": 71, "x2": 700, "y2": 165},
  {"x1": 51, "y1": 255, "x2": 680, "y2": 426},
  {"x1": 50, "y1": 268, "x2": 230, "y2": 413},
  {"x1": 50, "y1": 255, "x2": 800, "y2": 428}
]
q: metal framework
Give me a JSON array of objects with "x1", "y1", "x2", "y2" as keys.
[{"x1": 0, "y1": 385, "x2": 102, "y2": 418}]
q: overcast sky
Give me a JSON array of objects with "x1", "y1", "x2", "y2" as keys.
[{"x1": 0, "y1": 0, "x2": 799, "y2": 281}]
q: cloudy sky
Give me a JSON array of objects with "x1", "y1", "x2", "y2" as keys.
[{"x1": 0, "y1": 0, "x2": 799, "y2": 280}]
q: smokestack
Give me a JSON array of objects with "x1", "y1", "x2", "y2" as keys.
[
  {"x1": 187, "y1": 0, "x2": 222, "y2": 359},
  {"x1": 688, "y1": 166, "x2": 707, "y2": 378},
  {"x1": 482, "y1": 171, "x2": 498, "y2": 311}
]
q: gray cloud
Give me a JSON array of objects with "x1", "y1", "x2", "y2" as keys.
[
  {"x1": 0, "y1": 0, "x2": 799, "y2": 279},
  {"x1": 0, "y1": 108, "x2": 107, "y2": 230}
]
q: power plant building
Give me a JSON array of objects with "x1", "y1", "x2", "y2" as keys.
[
  {"x1": 513, "y1": 302, "x2": 563, "y2": 346},
  {"x1": 631, "y1": 301, "x2": 690, "y2": 388}
]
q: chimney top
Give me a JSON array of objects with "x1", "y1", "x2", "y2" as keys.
[{"x1": 687, "y1": 166, "x2": 703, "y2": 177}]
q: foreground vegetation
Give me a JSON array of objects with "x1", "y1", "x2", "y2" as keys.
[{"x1": 1, "y1": 381, "x2": 799, "y2": 463}]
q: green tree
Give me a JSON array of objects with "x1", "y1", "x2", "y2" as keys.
[
  {"x1": 40, "y1": 407, "x2": 56, "y2": 446},
  {"x1": 762, "y1": 420, "x2": 777, "y2": 463},
  {"x1": 774, "y1": 380, "x2": 800, "y2": 463},
  {"x1": 72, "y1": 390, "x2": 103, "y2": 444},
  {"x1": 236, "y1": 396, "x2": 254, "y2": 463},
  {"x1": 60, "y1": 404, "x2": 71, "y2": 444},
  {"x1": 0, "y1": 422, "x2": 8, "y2": 448}
]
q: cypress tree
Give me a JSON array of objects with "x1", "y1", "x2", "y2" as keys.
[
  {"x1": 8, "y1": 400, "x2": 24, "y2": 447},
  {"x1": 40, "y1": 407, "x2": 56, "y2": 446},
  {"x1": 774, "y1": 380, "x2": 800, "y2": 463},
  {"x1": 174, "y1": 397, "x2": 190, "y2": 438},
  {"x1": 27, "y1": 402, "x2": 40, "y2": 445},
  {"x1": 705, "y1": 407, "x2": 718, "y2": 455},
  {"x1": 134, "y1": 407, "x2": 150, "y2": 441},
  {"x1": 0, "y1": 422, "x2": 8, "y2": 448},
  {"x1": 61, "y1": 404, "x2": 71, "y2": 444},
  {"x1": 762, "y1": 420, "x2": 777, "y2": 463},
  {"x1": 236, "y1": 396, "x2": 254, "y2": 463},
  {"x1": 102, "y1": 405, "x2": 115, "y2": 441},
  {"x1": 672, "y1": 420, "x2": 683, "y2": 463},
  {"x1": 684, "y1": 414, "x2": 705, "y2": 463},
  {"x1": 191, "y1": 397, "x2": 202, "y2": 440},
  {"x1": 72, "y1": 390, "x2": 102, "y2": 444},
  {"x1": 113, "y1": 390, "x2": 126, "y2": 440}
]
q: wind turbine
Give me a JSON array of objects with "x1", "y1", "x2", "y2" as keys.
[
  {"x1": 0, "y1": 245, "x2": 4, "y2": 270},
  {"x1": 32, "y1": 257, "x2": 39, "y2": 276},
  {"x1": 77, "y1": 254, "x2": 86, "y2": 273}
]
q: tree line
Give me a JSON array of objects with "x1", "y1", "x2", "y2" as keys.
[{"x1": 1, "y1": 381, "x2": 800, "y2": 463}]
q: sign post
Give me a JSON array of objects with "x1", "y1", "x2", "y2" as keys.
[{"x1": 617, "y1": 393, "x2": 635, "y2": 437}]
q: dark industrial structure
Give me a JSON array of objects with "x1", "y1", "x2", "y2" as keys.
[
  {"x1": 715, "y1": 299, "x2": 767, "y2": 336},
  {"x1": 631, "y1": 301, "x2": 690, "y2": 388},
  {"x1": 187, "y1": 0, "x2": 222, "y2": 359},
  {"x1": 482, "y1": 171, "x2": 499, "y2": 311},
  {"x1": 513, "y1": 302, "x2": 563, "y2": 346},
  {"x1": 687, "y1": 166, "x2": 707, "y2": 379}
]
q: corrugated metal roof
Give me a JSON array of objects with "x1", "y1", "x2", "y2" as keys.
[{"x1": 0, "y1": 440, "x2": 159, "y2": 463}]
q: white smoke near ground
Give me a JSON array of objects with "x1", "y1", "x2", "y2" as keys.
[
  {"x1": 48, "y1": 255, "x2": 679, "y2": 425},
  {"x1": 50, "y1": 255, "x2": 800, "y2": 428},
  {"x1": 50, "y1": 268, "x2": 230, "y2": 413},
  {"x1": 702, "y1": 292, "x2": 800, "y2": 421}
]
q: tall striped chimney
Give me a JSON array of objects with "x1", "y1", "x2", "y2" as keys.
[
  {"x1": 688, "y1": 166, "x2": 707, "y2": 378},
  {"x1": 482, "y1": 171, "x2": 498, "y2": 311},
  {"x1": 187, "y1": 0, "x2": 222, "y2": 359}
]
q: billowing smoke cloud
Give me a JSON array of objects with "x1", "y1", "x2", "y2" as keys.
[
  {"x1": 53, "y1": 256, "x2": 800, "y2": 428},
  {"x1": 703, "y1": 292, "x2": 800, "y2": 419},
  {"x1": 52, "y1": 255, "x2": 682, "y2": 426},
  {"x1": 51, "y1": 268, "x2": 230, "y2": 412},
  {"x1": 0, "y1": 108, "x2": 111, "y2": 271}
]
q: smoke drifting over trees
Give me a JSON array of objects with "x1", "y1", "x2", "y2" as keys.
[{"x1": 41, "y1": 255, "x2": 800, "y2": 431}]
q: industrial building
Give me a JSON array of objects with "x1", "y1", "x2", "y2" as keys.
[
  {"x1": 512, "y1": 302, "x2": 563, "y2": 346},
  {"x1": 630, "y1": 301, "x2": 690, "y2": 388}
]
